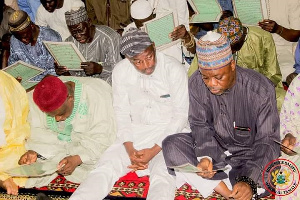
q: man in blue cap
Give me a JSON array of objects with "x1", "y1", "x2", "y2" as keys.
[{"x1": 163, "y1": 31, "x2": 280, "y2": 199}]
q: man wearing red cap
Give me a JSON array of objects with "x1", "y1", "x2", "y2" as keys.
[{"x1": 18, "y1": 76, "x2": 116, "y2": 188}]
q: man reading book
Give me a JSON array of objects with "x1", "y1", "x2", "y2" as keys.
[
  {"x1": 55, "y1": 7, "x2": 121, "y2": 85},
  {"x1": 18, "y1": 76, "x2": 116, "y2": 188},
  {"x1": 6, "y1": 10, "x2": 61, "y2": 81},
  {"x1": 162, "y1": 31, "x2": 281, "y2": 199}
]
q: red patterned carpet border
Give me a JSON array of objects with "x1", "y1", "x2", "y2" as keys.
[{"x1": 1, "y1": 172, "x2": 275, "y2": 199}]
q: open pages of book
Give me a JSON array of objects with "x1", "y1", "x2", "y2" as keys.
[
  {"x1": 232, "y1": 0, "x2": 269, "y2": 26},
  {"x1": 188, "y1": 0, "x2": 222, "y2": 23},
  {"x1": 6, "y1": 160, "x2": 60, "y2": 177},
  {"x1": 141, "y1": 12, "x2": 180, "y2": 51},
  {"x1": 168, "y1": 163, "x2": 229, "y2": 173},
  {"x1": 43, "y1": 41, "x2": 86, "y2": 71},
  {"x1": 3, "y1": 60, "x2": 45, "y2": 90}
]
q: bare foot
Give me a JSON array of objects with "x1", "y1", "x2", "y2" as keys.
[{"x1": 0, "y1": 178, "x2": 18, "y2": 195}]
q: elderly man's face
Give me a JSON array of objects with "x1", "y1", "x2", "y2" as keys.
[
  {"x1": 46, "y1": 95, "x2": 74, "y2": 122},
  {"x1": 13, "y1": 24, "x2": 34, "y2": 45},
  {"x1": 129, "y1": 44, "x2": 156, "y2": 75},
  {"x1": 41, "y1": 0, "x2": 58, "y2": 13},
  {"x1": 200, "y1": 60, "x2": 236, "y2": 95},
  {"x1": 68, "y1": 21, "x2": 91, "y2": 44}
]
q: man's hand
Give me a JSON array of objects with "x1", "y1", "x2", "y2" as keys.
[
  {"x1": 124, "y1": 142, "x2": 138, "y2": 163},
  {"x1": 124, "y1": 142, "x2": 147, "y2": 171},
  {"x1": 81, "y1": 62, "x2": 103, "y2": 76},
  {"x1": 286, "y1": 72, "x2": 298, "y2": 86},
  {"x1": 18, "y1": 150, "x2": 38, "y2": 165},
  {"x1": 57, "y1": 155, "x2": 82, "y2": 176},
  {"x1": 129, "y1": 145, "x2": 161, "y2": 171},
  {"x1": 196, "y1": 157, "x2": 215, "y2": 178},
  {"x1": 16, "y1": 76, "x2": 22, "y2": 83},
  {"x1": 281, "y1": 133, "x2": 297, "y2": 155},
  {"x1": 0, "y1": 178, "x2": 18, "y2": 195},
  {"x1": 54, "y1": 61, "x2": 69, "y2": 75},
  {"x1": 229, "y1": 182, "x2": 253, "y2": 200},
  {"x1": 258, "y1": 19, "x2": 278, "y2": 33},
  {"x1": 169, "y1": 24, "x2": 188, "y2": 41}
]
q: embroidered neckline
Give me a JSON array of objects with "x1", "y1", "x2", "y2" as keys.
[{"x1": 46, "y1": 77, "x2": 82, "y2": 142}]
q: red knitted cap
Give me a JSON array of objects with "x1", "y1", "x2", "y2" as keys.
[{"x1": 33, "y1": 76, "x2": 68, "y2": 112}]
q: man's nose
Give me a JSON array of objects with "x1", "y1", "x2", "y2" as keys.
[
  {"x1": 208, "y1": 78, "x2": 218, "y2": 87},
  {"x1": 143, "y1": 60, "x2": 152, "y2": 69},
  {"x1": 21, "y1": 38, "x2": 29, "y2": 44},
  {"x1": 55, "y1": 115, "x2": 65, "y2": 122}
]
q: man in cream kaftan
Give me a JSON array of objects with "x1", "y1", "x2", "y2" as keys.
[{"x1": 24, "y1": 76, "x2": 116, "y2": 188}]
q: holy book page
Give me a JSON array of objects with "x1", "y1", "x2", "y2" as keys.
[
  {"x1": 188, "y1": 0, "x2": 222, "y2": 23},
  {"x1": 6, "y1": 160, "x2": 60, "y2": 177},
  {"x1": 3, "y1": 61, "x2": 44, "y2": 90},
  {"x1": 168, "y1": 163, "x2": 229, "y2": 173},
  {"x1": 43, "y1": 41, "x2": 86, "y2": 70},
  {"x1": 142, "y1": 12, "x2": 179, "y2": 51},
  {"x1": 232, "y1": 0, "x2": 269, "y2": 26}
]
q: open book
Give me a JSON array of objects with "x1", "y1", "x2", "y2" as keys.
[
  {"x1": 141, "y1": 12, "x2": 179, "y2": 51},
  {"x1": 43, "y1": 41, "x2": 86, "y2": 70},
  {"x1": 188, "y1": 0, "x2": 222, "y2": 23},
  {"x1": 6, "y1": 160, "x2": 60, "y2": 177},
  {"x1": 273, "y1": 139, "x2": 299, "y2": 155},
  {"x1": 168, "y1": 163, "x2": 228, "y2": 173},
  {"x1": 232, "y1": 0, "x2": 269, "y2": 26},
  {"x1": 3, "y1": 61, "x2": 44, "y2": 90}
]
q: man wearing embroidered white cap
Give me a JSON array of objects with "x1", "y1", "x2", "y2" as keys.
[
  {"x1": 55, "y1": 6, "x2": 121, "y2": 85},
  {"x1": 162, "y1": 32, "x2": 280, "y2": 199},
  {"x1": 123, "y1": 0, "x2": 195, "y2": 71},
  {"x1": 35, "y1": 0, "x2": 84, "y2": 40}
]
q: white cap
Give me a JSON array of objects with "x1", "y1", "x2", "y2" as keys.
[
  {"x1": 131, "y1": 0, "x2": 153, "y2": 20},
  {"x1": 200, "y1": 31, "x2": 222, "y2": 42}
]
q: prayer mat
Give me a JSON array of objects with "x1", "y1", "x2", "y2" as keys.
[
  {"x1": 0, "y1": 188, "x2": 72, "y2": 200},
  {"x1": 0, "y1": 172, "x2": 275, "y2": 200},
  {"x1": 174, "y1": 183, "x2": 275, "y2": 200},
  {"x1": 108, "y1": 172, "x2": 149, "y2": 197}
]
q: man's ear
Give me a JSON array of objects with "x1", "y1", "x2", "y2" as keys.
[
  {"x1": 152, "y1": 42, "x2": 155, "y2": 49},
  {"x1": 30, "y1": 22, "x2": 35, "y2": 29},
  {"x1": 68, "y1": 95, "x2": 74, "y2": 102},
  {"x1": 86, "y1": 18, "x2": 92, "y2": 28},
  {"x1": 125, "y1": 55, "x2": 133, "y2": 62}
]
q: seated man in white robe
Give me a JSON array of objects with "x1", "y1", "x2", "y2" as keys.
[
  {"x1": 69, "y1": 28, "x2": 189, "y2": 200},
  {"x1": 18, "y1": 76, "x2": 116, "y2": 188}
]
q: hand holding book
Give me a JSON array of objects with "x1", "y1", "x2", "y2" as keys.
[
  {"x1": 273, "y1": 135, "x2": 298, "y2": 156},
  {"x1": 168, "y1": 162, "x2": 228, "y2": 174}
]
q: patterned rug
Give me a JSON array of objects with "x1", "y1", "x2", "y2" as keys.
[{"x1": 0, "y1": 172, "x2": 275, "y2": 200}]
